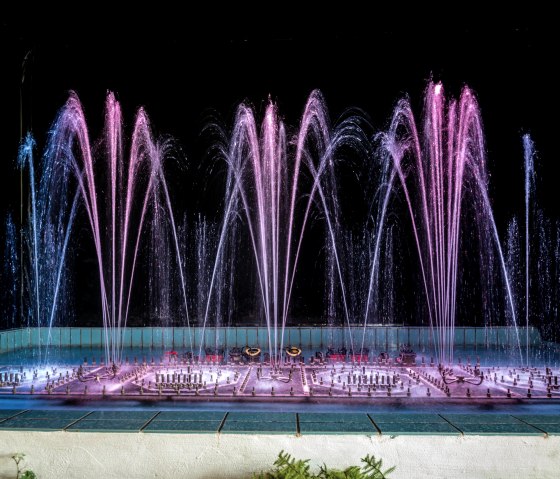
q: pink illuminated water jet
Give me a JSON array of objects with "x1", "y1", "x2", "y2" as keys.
[
  {"x1": 19, "y1": 92, "x2": 191, "y2": 364},
  {"x1": 379, "y1": 82, "x2": 521, "y2": 364}
]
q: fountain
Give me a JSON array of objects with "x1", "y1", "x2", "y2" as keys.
[
  {"x1": 198, "y1": 90, "x2": 366, "y2": 366},
  {"x1": 15, "y1": 92, "x2": 192, "y2": 366},
  {"x1": 377, "y1": 82, "x2": 522, "y2": 366},
  {"x1": 1, "y1": 83, "x2": 559, "y2": 403}
]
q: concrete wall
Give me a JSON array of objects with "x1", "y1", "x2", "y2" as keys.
[
  {"x1": 0, "y1": 326, "x2": 542, "y2": 354},
  {"x1": 0, "y1": 431, "x2": 558, "y2": 479}
]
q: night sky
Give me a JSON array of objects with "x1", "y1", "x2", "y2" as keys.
[
  {"x1": 0, "y1": 13, "x2": 557, "y2": 327},
  {"x1": 1, "y1": 16, "x2": 556, "y2": 213}
]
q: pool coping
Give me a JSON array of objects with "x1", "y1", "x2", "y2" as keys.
[{"x1": 1, "y1": 409, "x2": 559, "y2": 436}]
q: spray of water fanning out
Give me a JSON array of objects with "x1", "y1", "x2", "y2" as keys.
[
  {"x1": 376, "y1": 82, "x2": 521, "y2": 365},
  {"x1": 12, "y1": 83, "x2": 556, "y2": 369},
  {"x1": 18, "y1": 92, "x2": 192, "y2": 365}
]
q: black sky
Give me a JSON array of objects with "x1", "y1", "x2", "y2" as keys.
[{"x1": 1, "y1": 15, "x2": 556, "y2": 215}]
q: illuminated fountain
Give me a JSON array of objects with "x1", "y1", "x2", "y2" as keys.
[
  {"x1": 200, "y1": 91, "x2": 366, "y2": 366},
  {"x1": 16, "y1": 92, "x2": 192, "y2": 366},
  {"x1": 1, "y1": 83, "x2": 559, "y2": 402},
  {"x1": 377, "y1": 82, "x2": 520, "y2": 366}
]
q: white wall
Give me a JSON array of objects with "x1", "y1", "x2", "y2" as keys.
[{"x1": 0, "y1": 432, "x2": 558, "y2": 479}]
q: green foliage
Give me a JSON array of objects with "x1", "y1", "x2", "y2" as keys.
[
  {"x1": 11, "y1": 453, "x2": 37, "y2": 479},
  {"x1": 254, "y1": 450, "x2": 395, "y2": 479},
  {"x1": 254, "y1": 450, "x2": 311, "y2": 479}
]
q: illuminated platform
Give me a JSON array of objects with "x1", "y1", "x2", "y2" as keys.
[{"x1": 2, "y1": 359, "x2": 559, "y2": 402}]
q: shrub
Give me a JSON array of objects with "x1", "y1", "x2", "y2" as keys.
[{"x1": 254, "y1": 450, "x2": 395, "y2": 479}]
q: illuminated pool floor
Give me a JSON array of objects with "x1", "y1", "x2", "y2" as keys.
[{"x1": 2, "y1": 356, "x2": 560, "y2": 405}]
